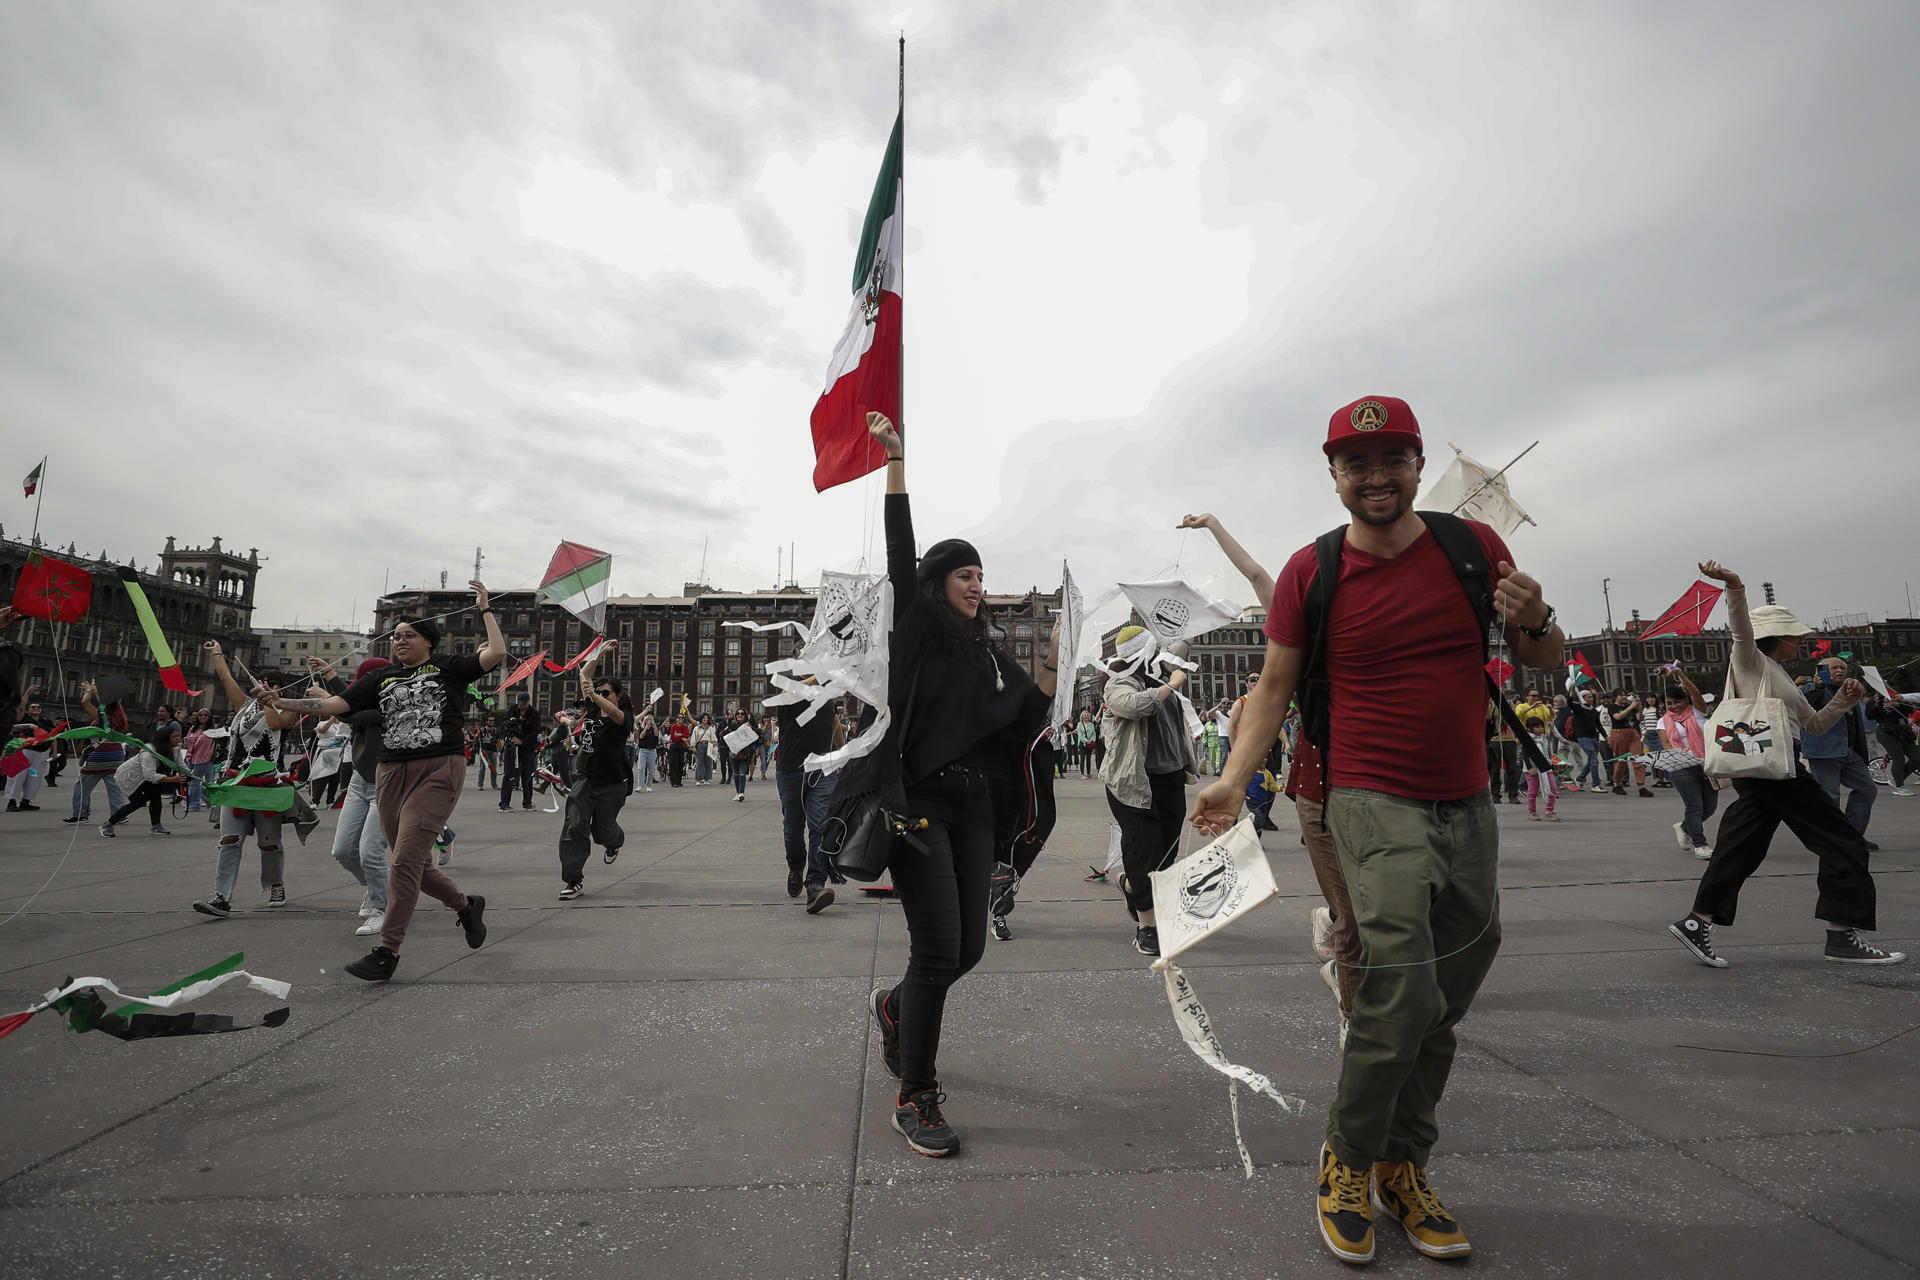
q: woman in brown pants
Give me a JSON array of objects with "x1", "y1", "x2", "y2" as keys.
[{"x1": 264, "y1": 580, "x2": 506, "y2": 981}]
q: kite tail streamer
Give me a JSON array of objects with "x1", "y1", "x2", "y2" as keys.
[
  {"x1": 1152, "y1": 958, "x2": 1305, "y2": 1178},
  {"x1": 116, "y1": 567, "x2": 200, "y2": 695}
]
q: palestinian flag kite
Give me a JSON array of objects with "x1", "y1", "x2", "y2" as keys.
[
  {"x1": 1638, "y1": 580, "x2": 1724, "y2": 641},
  {"x1": 117, "y1": 567, "x2": 200, "y2": 695},
  {"x1": 538, "y1": 542, "x2": 611, "y2": 634},
  {"x1": 12, "y1": 552, "x2": 91, "y2": 623},
  {"x1": 23, "y1": 458, "x2": 45, "y2": 498},
  {"x1": 0, "y1": 951, "x2": 291, "y2": 1045},
  {"x1": 810, "y1": 112, "x2": 902, "y2": 493},
  {"x1": 1567, "y1": 650, "x2": 1598, "y2": 690}
]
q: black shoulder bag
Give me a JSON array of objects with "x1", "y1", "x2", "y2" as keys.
[{"x1": 821, "y1": 665, "x2": 929, "y2": 882}]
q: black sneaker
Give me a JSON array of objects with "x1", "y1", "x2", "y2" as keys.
[
  {"x1": 991, "y1": 914, "x2": 1012, "y2": 942},
  {"x1": 17, "y1": 801, "x2": 38, "y2": 811},
  {"x1": 192, "y1": 896, "x2": 232, "y2": 918},
  {"x1": 604, "y1": 846, "x2": 619, "y2": 865},
  {"x1": 456, "y1": 894, "x2": 487, "y2": 949},
  {"x1": 5, "y1": 801, "x2": 15, "y2": 812},
  {"x1": 1669, "y1": 915, "x2": 1728, "y2": 968},
  {"x1": 345, "y1": 945, "x2": 399, "y2": 982},
  {"x1": 1612, "y1": 785, "x2": 1627, "y2": 795},
  {"x1": 806, "y1": 886, "x2": 835, "y2": 914},
  {"x1": 869, "y1": 987, "x2": 901, "y2": 1078},
  {"x1": 1638, "y1": 787, "x2": 1655, "y2": 798},
  {"x1": 558, "y1": 883, "x2": 583, "y2": 901},
  {"x1": 266, "y1": 883, "x2": 287, "y2": 908},
  {"x1": 60, "y1": 815, "x2": 85, "y2": 824},
  {"x1": 1134, "y1": 926, "x2": 1160, "y2": 957},
  {"x1": 787, "y1": 869, "x2": 803, "y2": 898},
  {"x1": 891, "y1": 1087, "x2": 959, "y2": 1158},
  {"x1": 1824, "y1": 929, "x2": 1907, "y2": 965},
  {"x1": 989, "y1": 861, "x2": 1018, "y2": 917}
]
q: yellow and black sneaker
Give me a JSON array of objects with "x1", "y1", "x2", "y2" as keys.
[
  {"x1": 1371, "y1": 1159, "x2": 1471, "y2": 1258},
  {"x1": 1317, "y1": 1143, "x2": 1375, "y2": 1264}
]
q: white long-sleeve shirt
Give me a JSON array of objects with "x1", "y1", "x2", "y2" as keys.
[{"x1": 1723, "y1": 586, "x2": 1856, "y2": 737}]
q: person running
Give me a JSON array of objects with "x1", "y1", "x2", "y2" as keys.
[
  {"x1": 853, "y1": 410, "x2": 1055, "y2": 1160},
  {"x1": 264, "y1": 582, "x2": 502, "y2": 981},
  {"x1": 1100, "y1": 626, "x2": 1200, "y2": 956},
  {"x1": 1667, "y1": 561, "x2": 1904, "y2": 970},
  {"x1": 728, "y1": 709, "x2": 759, "y2": 802},
  {"x1": 775, "y1": 682, "x2": 845, "y2": 913},
  {"x1": 1191, "y1": 395, "x2": 1564, "y2": 1265},
  {"x1": 193, "y1": 641, "x2": 301, "y2": 917},
  {"x1": 557, "y1": 648, "x2": 631, "y2": 900},
  {"x1": 102, "y1": 727, "x2": 186, "y2": 836}
]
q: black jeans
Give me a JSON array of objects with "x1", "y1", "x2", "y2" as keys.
[
  {"x1": 558, "y1": 778, "x2": 627, "y2": 884},
  {"x1": 1485, "y1": 740, "x2": 1520, "y2": 801},
  {"x1": 108, "y1": 781, "x2": 169, "y2": 827},
  {"x1": 1106, "y1": 771, "x2": 1187, "y2": 916},
  {"x1": 889, "y1": 766, "x2": 995, "y2": 1094},
  {"x1": 1692, "y1": 765, "x2": 1877, "y2": 931},
  {"x1": 311, "y1": 771, "x2": 342, "y2": 807},
  {"x1": 668, "y1": 744, "x2": 687, "y2": 786}
]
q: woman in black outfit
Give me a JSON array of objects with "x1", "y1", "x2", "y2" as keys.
[{"x1": 850, "y1": 411, "x2": 1059, "y2": 1158}]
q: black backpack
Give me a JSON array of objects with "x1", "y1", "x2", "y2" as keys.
[{"x1": 1297, "y1": 511, "x2": 1549, "y2": 782}]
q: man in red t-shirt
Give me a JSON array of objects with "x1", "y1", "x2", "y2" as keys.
[{"x1": 1193, "y1": 395, "x2": 1564, "y2": 1266}]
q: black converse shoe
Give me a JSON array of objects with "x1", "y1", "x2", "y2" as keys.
[
  {"x1": 192, "y1": 895, "x2": 232, "y2": 918},
  {"x1": 891, "y1": 1087, "x2": 959, "y2": 1158},
  {"x1": 1824, "y1": 929, "x2": 1908, "y2": 965},
  {"x1": 345, "y1": 946, "x2": 399, "y2": 982},
  {"x1": 266, "y1": 883, "x2": 287, "y2": 908},
  {"x1": 787, "y1": 869, "x2": 803, "y2": 898},
  {"x1": 1669, "y1": 915, "x2": 1728, "y2": 968},
  {"x1": 456, "y1": 895, "x2": 487, "y2": 949},
  {"x1": 869, "y1": 987, "x2": 902, "y2": 1078}
]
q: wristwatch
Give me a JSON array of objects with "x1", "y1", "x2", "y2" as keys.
[{"x1": 1519, "y1": 605, "x2": 1556, "y2": 640}]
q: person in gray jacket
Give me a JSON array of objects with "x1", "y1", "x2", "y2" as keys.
[{"x1": 1099, "y1": 626, "x2": 1201, "y2": 956}]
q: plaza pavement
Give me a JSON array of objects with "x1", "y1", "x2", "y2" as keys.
[{"x1": 1, "y1": 767, "x2": 1917, "y2": 1279}]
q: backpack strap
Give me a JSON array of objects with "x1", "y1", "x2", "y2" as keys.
[
  {"x1": 1297, "y1": 525, "x2": 1347, "y2": 755},
  {"x1": 1416, "y1": 511, "x2": 1497, "y2": 655}
]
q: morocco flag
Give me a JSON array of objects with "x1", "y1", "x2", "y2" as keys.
[
  {"x1": 13, "y1": 552, "x2": 92, "y2": 623},
  {"x1": 810, "y1": 113, "x2": 902, "y2": 493}
]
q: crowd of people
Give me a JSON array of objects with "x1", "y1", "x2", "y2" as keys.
[{"x1": 4, "y1": 389, "x2": 1917, "y2": 1269}]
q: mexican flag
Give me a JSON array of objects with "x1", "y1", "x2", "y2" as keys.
[
  {"x1": 538, "y1": 541, "x2": 611, "y2": 634},
  {"x1": 23, "y1": 459, "x2": 44, "y2": 498},
  {"x1": 810, "y1": 112, "x2": 902, "y2": 493}
]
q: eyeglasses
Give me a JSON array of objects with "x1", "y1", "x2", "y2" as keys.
[
  {"x1": 1335, "y1": 458, "x2": 1416, "y2": 482},
  {"x1": 594, "y1": 688, "x2": 614, "y2": 695}
]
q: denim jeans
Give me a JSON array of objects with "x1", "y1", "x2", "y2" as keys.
[
  {"x1": 475, "y1": 749, "x2": 498, "y2": 789},
  {"x1": 1669, "y1": 765, "x2": 1718, "y2": 849},
  {"x1": 71, "y1": 771, "x2": 129, "y2": 819},
  {"x1": 733, "y1": 760, "x2": 749, "y2": 796},
  {"x1": 1575, "y1": 737, "x2": 1607, "y2": 789},
  {"x1": 330, "y1": 771, "x2": 389, "y2": 910},
  {"x1": 187, "y1": 760, "x2": 219, "y2": 812},
  {"x1": 636, "y1": 748, "x2": 658, "y2": 788},
  {"x1": 776, "y1": 769, "x2": 839, "y2": 890},
  {"x1": 1807, "y1": 753, "x2": 1876, "y2": 835},
  {"x1": 694, "y1": 749, "x2": 713, "y2": 783},
  {"x1": 216, "y1": 807, "x2": 286, "y2": 902}
]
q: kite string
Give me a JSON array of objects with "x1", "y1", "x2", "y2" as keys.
[{"x1": 1, "y1": 637, "x2": 88, "y2": 932}]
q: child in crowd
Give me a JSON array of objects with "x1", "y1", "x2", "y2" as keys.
[{"x1": 1525, "y1": 722, "x2": 1559, "y2": 821}]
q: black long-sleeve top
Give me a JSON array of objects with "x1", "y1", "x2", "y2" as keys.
[{"x1": 835, "y1": 492, "x2": 1046, "y2": 803}]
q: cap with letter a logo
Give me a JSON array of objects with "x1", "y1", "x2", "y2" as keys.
[{"x1": 1323, "y1": 395, "x2": 1423, "y2": 457}]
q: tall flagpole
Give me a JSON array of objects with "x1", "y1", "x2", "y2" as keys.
[
  {"x1": 897, "y1": 33, "x2": 905, "y2": 445},
  {"x1": 29, "y1": 453, "x2": 46, "y2": 547}
]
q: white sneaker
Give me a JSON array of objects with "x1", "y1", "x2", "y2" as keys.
[
  {"x1": 1695, "y1": 845, "x2": 1713, "y2": 860},
  {"x1": 1893, "y1": 787, "x2": 1916, "y2": 797},
  {"x1": 358, "y1": 894, "x2": 374, "y2": 918},
  {"x1": 735, "y1": 793, "x2": 745, "y2": 803},
  {"x1": 1311, "y1": 906, "x2": 1335, "y2": 961},
  {"x1": 356, "y1": 910, "x2": 385, "y2": 936},
  {"x1": 1672, "y1": 821, "x2": 1691, "y2": 853}
]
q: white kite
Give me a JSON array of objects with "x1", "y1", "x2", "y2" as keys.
[
  {"x1": 1422, "y1": 444, "x2": 1535, "y2": 536},
  {"x1": 1047, "y1": 560, "x2": 1086, "y2": 735},
  {"x1": 760, "y1": 570, "x2": 894, "y2": 774}
]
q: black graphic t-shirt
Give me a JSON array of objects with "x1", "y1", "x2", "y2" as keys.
[
  {"x1": 341, "y1": 654, "x2": 485, "y2": 763},
  {"x1": 776, "y1": 702, "x2": 836, "y2": 774},
  {"x1": 574, "y1": 708, "x2": 632, "y2": 783}
]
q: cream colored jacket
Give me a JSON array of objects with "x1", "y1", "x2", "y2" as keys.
[{"x1": 1723, "y1": 586, "x2": 1856, "y2": 738}]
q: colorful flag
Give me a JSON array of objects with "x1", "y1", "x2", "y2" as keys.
[
  {"x1": 22, "y1": 458, "x2": 44, "y2": 498},
  {"x1": 116, "y1": 568, "x2": 199, "y2": 695},
  {"x1": 537, "y1": 542, "x2": 611, "y2": 633},
  {"x1": 810, "y1": 112, "x2": 903, "y2": 493},
  {"x1": 11, "y1": 552, "x2": 91, "y2": 623},
  {"x1": 1809, "y1": 639, "x2": 1833, "y2": 659},
  {"x1": 1638, "y1": 580, "x2": 1724, "y2": 641},
  {"x1": 1568, "y1": 651, "x2": 1598, "y2": 685}
]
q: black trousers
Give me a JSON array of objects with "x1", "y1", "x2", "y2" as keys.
[
  {"x1": 1107, "y1": 770, "x2": 1187, "y2": 916},
  {"x1": 888, "y1": 766, "x2": 994, "y2": 1094},
  {"x1": 558, "y1": 778, "x2": 627, "y2": 884},
  {"x1": 108, "y1": 781, "x2": 169, "y2": 826},
  {"x1": 1692, "y1": 765, "x2": 1877, "y2": 931},
  {"x1": 1485, "y1": 740, "x2": 1520, "y2": 800},
  {"x1": 668, "y1": 744, "x2": 687, "y2": 786}
]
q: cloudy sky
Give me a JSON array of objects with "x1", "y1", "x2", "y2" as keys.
[{"x1": 4, "y1": 1, "x2": 1917, "y2": 642}]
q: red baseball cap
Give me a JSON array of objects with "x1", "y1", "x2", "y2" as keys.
[{"x1": 1323, "y1": 395, "x2": 1422, "y2": 458}]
